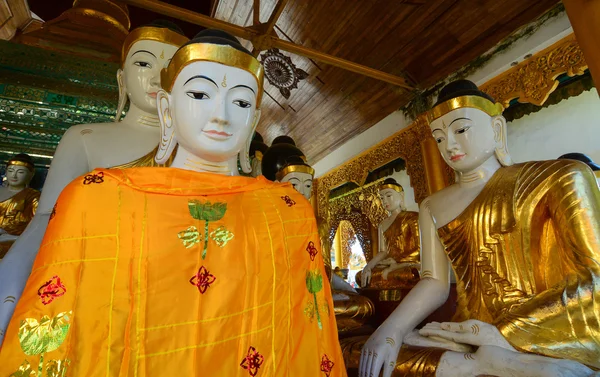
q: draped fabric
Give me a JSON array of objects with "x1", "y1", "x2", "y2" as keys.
[
  {"x1": 438, "y1": 160, "x2": 600, "y2": 368},
  {"x1": 0, "y1": 168, "x2": 346, "y2": 377},
  {"x1": 0, "y1": 187, "x2": 39, "y2": 258},
  {"x1": 383, "y1": 211, "x2": 420, "y2": 264}
]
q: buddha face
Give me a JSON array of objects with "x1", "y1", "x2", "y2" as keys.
[
  {"x1": 282, "y1": 171, "x2": 313, "y2": 199},
  {"x1": 6, "y1": 165, "x2": 32, "y2": 190},
  {"x1": 121, "y1": 40, "x2": 179, "y2": 114},
  {"x1": 430, "y1": 107, "x2": 503, "y2": 173},
  {"x1": 379, "y1": 188, "x2": 403, "y2": 212},
  {"x1": 164, "y1": 61, "x2": 259, "y2": 162}
]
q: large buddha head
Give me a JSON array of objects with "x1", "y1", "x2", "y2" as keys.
[
  {"x1": 428, "y1": 80, "x2": 513, "y2": 173},
  {"x1": 261, "y1": 137, "x2": 314, "y2": 199},
  {"x1": 378, "y1": 178, "x2": 404, "y2": 213},
  {"x1": 116, "y1": 20, "x2": 189, "y2": 120},
  {"x1": 5, "y1": 154, "x2": 35, "y2": 191},
  {"x1": 155, "y1": 29, "x2": 264, "y2": 173}
]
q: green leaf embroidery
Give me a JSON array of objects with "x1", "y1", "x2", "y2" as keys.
[
  {"x1": 306, "y1": 270, "x2": 323, "y2": 329},
  {"x1": 187, "y1": 201, "x2": 228, "y2": 259}
]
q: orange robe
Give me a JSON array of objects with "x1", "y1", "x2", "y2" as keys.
[{"x1": 0, "y1": 168, "x2": 346, "y2": 377}]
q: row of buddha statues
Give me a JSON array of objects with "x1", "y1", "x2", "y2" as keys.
[{"x1": 0, "y1": 18, "x2": 597, "y2": 377}]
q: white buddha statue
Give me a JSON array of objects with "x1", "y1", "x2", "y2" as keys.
[
  {"x1": 0, "y1": 20, "x2": 188, "y2": 342},
  {"x1": 359, "y1": 80, "x2": 600, "y2": 377},
  {"x1": 0, "y1": 29, "x2": 345, "y2": 376},
  {"x1": 358, "y1": 178, "x2": 420, "y2": 289},
  {"x1": 0, "y1": 154, "x2": 39, "y2": 259}
]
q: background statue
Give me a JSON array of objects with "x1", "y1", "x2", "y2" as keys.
[
  {"x1": 357, "y1": 178, "x2": 420, "y2": 288},
  {"x1": 0, "y1": 154, "x2": 39, "y2": 259},
  {"x1": 249, "y1": 132, "x2": 269, "y2": 177},
  {"x1": 0, "y1": 20, "x2": 188, "y2": 343},
  {"x1": 360, "y1": 80, "x2": 600, "y2": 377},
  {"x1": 0, "y1": 30, "x2": 346, "y2": 376}
]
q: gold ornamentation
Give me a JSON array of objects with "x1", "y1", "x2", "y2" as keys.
[
  {"x1": 471, "y1": 324, "x2": 480, "y2": 335},
  {"x1": 463, "y1": 353, "x2": 475, "y2": 361},
  {"x1": 160, "y1": 50, "x2": 164, "y2": 59},
  {"x1": 121, "y1": 26, "x2": 189, "y2": 66},
  {"x1": 275, "y1": 164, "x2": 315, "y2": 181},
  {"x1": 19, "y1": 311, "x2": 72, "y2": 355},
  {"x1": 421, "y1": 270, "x2": 433, "y2": 278},
  {"x1": 385, "y1": 337, "x2": 396, "y2": 347},
  {"x1": 380, "y1": 183, "x2": 403, "y2": 193},
  {"x1": 379, "y1": 289, "x2": 402, "y2": 302},
  {"x1": 9, "y1": 360, "x2": 35, "y2": 377},
  {"x1": 481, "y1": 34, "x2": 587, "y2": 107},
  {"x1": 161, "y1": 44, "x2": 265, "y2": 107},
  {"x1": 178, "y1": 226, "x2": 200, "y2": 248},
  {"x1": 221, "y1": 74, "x2": 227, "y2": 87},
  {"x1": 427, "y1": 95, "x2": 504, "y2": 123},
  {"x1": 6, "y1": 160, "x2": 34, "y2": 171},
  {"x1": 46, "y1": 358, "x2": 70, "y2": 377},
  {"x1": 210, "y1": 225, "x2": 234, "y2": 247}
]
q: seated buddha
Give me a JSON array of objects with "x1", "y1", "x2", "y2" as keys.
[
  {"x1": 356, "y1": 178, "x2": 420, "y2": 290},
  {"x1": 262, "y1": 140, "x2": 375, "y2": 335},
  {"x1": 0, "y1": 20, "x2": 188, "y2": 343},
  {"x1": 358, "y1": 80, "x2": 600, "y2": 377},
  {"x1": 0, "y1": 29, "x2": 346, "y2": 376},
  {"x1": 0, "y1": 154, "x2": 39, "y2": 259}
]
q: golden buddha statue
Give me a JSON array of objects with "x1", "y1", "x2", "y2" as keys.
[
  {"x1": 262, "y1": 140, "x2": 375, "y2": 334},
  {"x1": 558, "y1": 152, "x2": 600, "y2": 186},
  {"x1": 356, "y1": 178, "x2": 420, "y2": 290},
  {"x1": 0, "y1": 154, "x2": 39, "y2": 259},
  {"x1": 357, "y1": 79, "x2": 600, "y2": 377}
]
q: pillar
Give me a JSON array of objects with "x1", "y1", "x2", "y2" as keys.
[
  {"x1": 421, "y1": 137, "x2": 450, "y2": 195},
  {"x1": 564, "y1": 0, "x2": 600, "y2": 91}
]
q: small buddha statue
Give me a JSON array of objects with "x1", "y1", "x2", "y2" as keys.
[
  {"x1": 249, "y1": 132, "x2": 268, "y2": 177},
  {"x1": 558, "y1": 152, "x2": 600, "y2": 186},
  {"x1": 0, "y1": 154, "x2": 39, "y2": 259},
  {"x1": 356, "y1": 178, "x2": 420, "y2": 289},
  {"x1": 0, "y1": 20, "x2": 188, "y2": 343},
  {"x1": 359, "y1": 80, "x2": 600, "y2": 377},
  {"x1": 0, "y1": 29, "x2": 346, "y2": 376},
  {"x1": 263, "y1": 141, "x2": 374, "y2": 334}
]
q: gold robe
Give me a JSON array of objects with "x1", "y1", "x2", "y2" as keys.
[
  {"x1": 396, "y1": 160, "x2": 600, "y2": 376},
  {"x1": 0, "y1": 187, "x2": 39, "y2": 258}
]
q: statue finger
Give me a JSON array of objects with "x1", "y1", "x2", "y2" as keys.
[
  {"x1": 364, "y1": 350, "x2": 375, "y2": 377},
  {"x1": 370, "y1": 352, "x2": 384, "y2": 377},
  {"x1": 422, "y1": 322, "x2": 442, "y2": 330},
  {"x1": 383, "y1": 357, "x2": 396, "y2": 377},
  {"x1": 440, "y1": 321, "x2": 467, "y2": 333},
  {"x1": 419, "y1": 328, "x2": 467, "y2": 344},
  {"x1": 359, "y1": 348, "x2": 370, "y2": 377}
]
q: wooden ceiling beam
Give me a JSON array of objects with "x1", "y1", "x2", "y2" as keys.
[
  {"x1": 119, "y1": 0, "x2": 414, "y2": 90},
  {"x1": 253, "y1": 0, "x2": 260, "y2": 25},
  {"x1": 251, "y1": 0, "x2": 289, "y2": 56}
]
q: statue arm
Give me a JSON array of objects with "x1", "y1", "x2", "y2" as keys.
[{"x1": 0, "y1": 128, "x2": 88, "y2": 344}]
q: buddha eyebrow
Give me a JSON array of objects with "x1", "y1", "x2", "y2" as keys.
[
  {"x1": 184, "y1": 75, "x2": 218, "y2": 87},
  {"x1": 132, "y1": 50, "x2": 157, "y2": 58},
  {"x1": 431, "y1": 128, "x2": 443, "y2": 133},
  {"x1": 449, "y1": 117, "x2": 471, "y2": 126},
  {"x1": 232, "y1": 84, "x2": 255, "y2": 94}
]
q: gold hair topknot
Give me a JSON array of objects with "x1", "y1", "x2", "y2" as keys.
[
  {"x1": 276, "y1": 164, "x2": 315, "y2": 181},
  {"x1": 160, "y1": 43, "x2": 264, "y2": 107},
  {"x1": 121, "y1": 26, "x2": 189, "y2": 67},
  {"x1": 427, "y1": 95, "x2": 504, "y2": 123}
]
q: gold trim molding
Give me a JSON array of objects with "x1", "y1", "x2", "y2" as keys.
[{"x1": 481, "y1": 34, "x2": 587, "y2": 107}]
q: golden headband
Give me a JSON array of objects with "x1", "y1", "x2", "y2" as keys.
[
  {"x1": 276, "y1": 164, "x2": 315, "y2": 181},
  {"x1": 121, "y1": 26, "x2": 189, "y2": 67},
  {"x1": 160, "y1": 43, "x2": 264, "y2": 107},
  {"x1": 379, "y1": 183, "x2": 403, "y2": 193},
  {"x1": 427, "y1": 95, "x2": 504, "y2": 123},
  {"x1": 7, "y1": 160, "x2": 34, "y2": 171}
]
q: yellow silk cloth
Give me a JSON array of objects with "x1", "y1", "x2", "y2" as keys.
[
  {"x1": 0, "y1": 168, "x2": 346, "y2": 377},
  {"x1": 0, "y1": 187, "x2": 39, "y2": 258},
  {"x1": 439, "y1": 160, "x2": 600, "y2": 368},
  {"x1": 384, "y1": 211, "x2": 420, "y2": 264}
]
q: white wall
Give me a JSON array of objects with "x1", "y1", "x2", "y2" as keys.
[{"x1": 507, "y1": 88, "x2": 600, "y2": 163}]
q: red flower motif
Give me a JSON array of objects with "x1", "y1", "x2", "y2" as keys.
[
  {"x1": 320, "y1": 354, "x2": 335, "y2": 377},
  {"x1": 240, "y1": 346, "x2": 264, "y2": 376},
  {"x1": 280, "y1": 195, "x2": 296, "y2": 207},
  {"x1": 83, "y1": 172, "x2": 104, "y2": 185},
  {"x1": 189, "y1": 266, "x2": 216, "y2": 294},
  {"x1": 37, "y1": 276, "x2": 66, "y2": 305},
  {"x1": 306, "y1": 241, "x2": 318, "y2": 261}
]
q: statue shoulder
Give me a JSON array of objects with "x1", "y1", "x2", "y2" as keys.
[
  {"x1": 513, "y1": 159, "x2": 597, "y2": 195},
  {"x1": 21, "y1": 187, "x2": 40, "y2": 200}
]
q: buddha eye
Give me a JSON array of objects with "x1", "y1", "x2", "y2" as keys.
[
  {"x1": 435, "y1": 136, "x2": 445, "y2": 143},
  {"x1": 233, "y1": 99, "x2": 251, "y2": 108},
  {"x1": 186, "y1": 91, "x2": 209, "y2": 100},
  {"x1": 455, "y1": 126, "x2": 470, "y2": 135},
  {"x1": 134, "y1": 61, "x2": 152, "y2": 68}
]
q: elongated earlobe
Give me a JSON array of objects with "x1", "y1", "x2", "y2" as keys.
[
  {"x1": 240, "y1": 109, "x2": 262, "y2": 174},
  {"x1": 115, "y1": 69, "x2": 127, "y2": 123},
  {"x1": 155, "y1": 90, "x2": 177, "y2": 164},
  {"x1": 492, "y1": 115, "x2": 513, "y2": 166}
]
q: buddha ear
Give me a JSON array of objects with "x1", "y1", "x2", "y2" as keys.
[
  {"x1": 492, "y1": 115, "x2": 513, "y2": 166},
  {"x1": 155, "y1": 90, "x2": 177, "y2": 165},
  {"x1": 240, "y1": 109, "x2": 262, "y2": 174},
  {"x1": 115, "y1": 69, "x2": 127, "y2": 123}
]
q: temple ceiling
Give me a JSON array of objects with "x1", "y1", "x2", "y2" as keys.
[{"x1": 0, "y1": 0, "x2": 561, "y2": 165}]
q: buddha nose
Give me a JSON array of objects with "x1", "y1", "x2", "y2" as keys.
[{"x1": 446, "y1": 130, "x2": 459, "y2": 150}]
